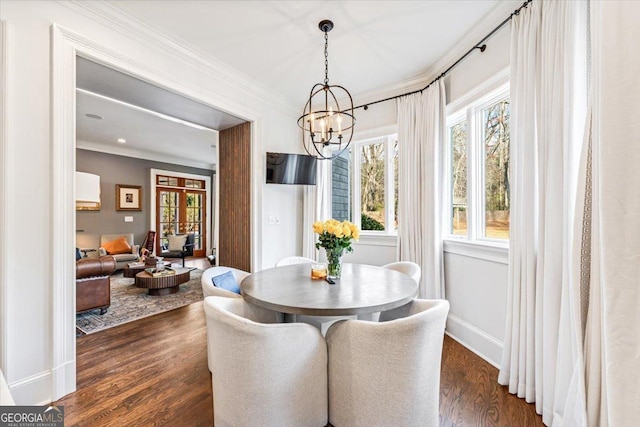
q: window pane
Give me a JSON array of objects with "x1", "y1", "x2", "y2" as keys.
[
  {"x1": 184, "y1": 179, "x2": 204, "y2": 189},
  {"x1": 331, "y1": 150, "x2": 351, "y2": 222},
  {"x1": 360, "y1": 143, "x2": 385, "y2": 230},
  {"x1": 483, "y1": 98, "x2": 510, "y2": 239},
  {"x1": 158, "y1": 176, "x2": 179, "y2": 187},
  {"x1": 451, "y1": 121, "x2": 468, "y2": 236}
]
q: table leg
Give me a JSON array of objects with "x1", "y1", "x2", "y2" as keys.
[
  {"x1": 356, "y1": 313, "x2": 375, "y2": 321},
  {"x1": 283, "y1": 313, "x2": 297, "y2": 323}
]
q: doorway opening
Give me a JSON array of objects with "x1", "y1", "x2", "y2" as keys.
[
  {"x1": 52, "y1": 24, "x2": 263, "y2": 400},
  {"x1": 152, "y1": 170, "x2": 212, "y2": 258}
]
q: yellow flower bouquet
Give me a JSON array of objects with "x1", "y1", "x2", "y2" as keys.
[{"x1": 313, "y1": 219, "x2": 359, "y2": 279}]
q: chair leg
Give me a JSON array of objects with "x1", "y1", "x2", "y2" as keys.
[{"x1": 182, "y1": 257, "x2": 185, "y2": 267}]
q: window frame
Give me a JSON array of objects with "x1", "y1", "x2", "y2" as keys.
[
  {"x1": 444, "y1": 72, "x2": 510, "y2": 252},
  {"x1": 329, "y1": 132, "x2": 398, "y2": 236}
]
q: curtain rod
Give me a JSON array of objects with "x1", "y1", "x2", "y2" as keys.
[{"x1": 355, "y1": 0, "x2": 533, "y2": 111}]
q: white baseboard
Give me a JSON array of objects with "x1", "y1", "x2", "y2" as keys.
[
  {"x1": 7, "y1": 370, "x2": 53, "y2": 405},
  {"x1": 51, "y1": 359, "x2": 76, "y2": 401},
  {"x1": 446, "y1": 314, "x2": 504, "y2": 369}
]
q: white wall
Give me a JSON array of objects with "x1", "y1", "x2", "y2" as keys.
[
  {"x1": 445, "y1": 26, "x2": 510, "y2": 104},
  {"x1": 261, "y1": 183, "x2": 304, "y2": 269},
  {"x1": 352, "y1": 102, "x2": 397, "y2": 137},
  {"x1": 344, "y1": 236, "x2": 397, "y2": 266},
  {"x1": 0, "y1": 0, "x2": 302, "y2": 404},
  {"x1": 441, "y1": 26, "x2": 510, "y2": 367},
  {"x1": 444, "y1": 250, "x2": 508, "y2": 366}
]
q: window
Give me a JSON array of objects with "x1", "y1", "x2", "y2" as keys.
[
  {"x1": 446, "y1": 83, "x2": 510, "y2": 243},
  {"x1": 330, "y1": 134, "x2": 398, "y2": 234},
  {"x1": 156, "y1": 175, "x2": 207, "y2": 254}
]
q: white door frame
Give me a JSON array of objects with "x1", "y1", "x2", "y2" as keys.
[
  {"x1": 0, "y1": 20, "x2": 7, "y2": 379},
  {"x1": 50, "y1": 24, "x2": 262, "y2": 399}
]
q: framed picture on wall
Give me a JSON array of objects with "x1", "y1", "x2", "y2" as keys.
[{"x1": 116, "y1": 184, "x2": 142, "y2": 211}]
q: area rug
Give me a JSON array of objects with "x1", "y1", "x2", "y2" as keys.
[{"x1": 76, "y1": 269, "x2": 203, "y2": 335}]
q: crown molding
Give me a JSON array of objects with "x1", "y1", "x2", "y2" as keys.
[
  {"x1": 76, "y1": 139, "x2": 215, "y2": 171},
  {"x1": 59, "y1": 1, "x2": 298, "y2": 118},
  {"x1": 352, "y1": 0, "x2": 521, "y2": 107}
]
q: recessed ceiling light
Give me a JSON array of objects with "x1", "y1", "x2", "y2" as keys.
[
  {"x1": 117, "y1": 138, "x2": 126, "y2": 144},
  {"x1": 85, "y1": 113, "x2": 103, "y2": 120}
]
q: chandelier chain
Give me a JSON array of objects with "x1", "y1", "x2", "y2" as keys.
[{"x1": 324, "y1": 31, "x2": 329, "y2": 86}]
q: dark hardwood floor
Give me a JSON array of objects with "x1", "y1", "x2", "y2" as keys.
[
  {"x1": 439, "y1": 337, "x2": 542, "y2": 426},
  {"x1": 58, "y1": 300, "x2": 542, "y2": 426}
]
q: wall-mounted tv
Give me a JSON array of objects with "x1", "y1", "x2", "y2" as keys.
[{"x1": 266, "y1": 152, "x2": 317, "y2": 185}]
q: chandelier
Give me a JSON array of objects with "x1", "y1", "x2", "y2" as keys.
[{"x1": 298, "y1": 20, "x2": 355, "y2": 160}]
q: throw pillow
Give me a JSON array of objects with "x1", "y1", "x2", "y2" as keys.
[
  {"x1": 167, "y1": 235, "x2": 188, "y2": 251},
  {"x1": 75, "y1": 247, "x2": 82, "y2": 261},
  {"x1": 212, "y1": 271, "x2": 241, "y2": 294},
  {"x1": 102, "y1": 237, "x2": 132, "y2": 255}
]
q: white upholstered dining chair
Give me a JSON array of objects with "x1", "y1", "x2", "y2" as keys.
[
  {"x1": 378, "y1": 261, "x2": 422, "y2": 321},
  {"x1": 203, "y1": 296, "x2": 328, "y2": 427},
  {"x1": 326, "y1": 299, "x2": 449, "y2": 427},
  {"x1": 382, "y1": 261, "x2": 421, "y2": 284},
  {"x1": 200, "y1": 266, "x2": 250, "y2": 298},
  {"x1": 201, "y1": 266, "x2": 280, "y2": 372}
]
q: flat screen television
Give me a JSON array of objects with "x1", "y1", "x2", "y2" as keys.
[{"x1": 266, "y1": 152, "x2": 317, "y2": 185}]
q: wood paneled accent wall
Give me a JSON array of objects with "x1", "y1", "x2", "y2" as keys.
[{"x1": 218, "y1": 122, "x2": 251, "y2": 271}]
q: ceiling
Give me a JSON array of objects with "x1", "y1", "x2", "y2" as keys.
[
  {"x1": 77, "y1": 1, "x2": 512, "y2": 168},
  {"x1": 76, "y1": 57, "x2": 249, "y2": 169},
  {"x1": 77, "y1": 57, "x2": 245, "y2": 131},
  {"x1": 76, "y1": 88, "x2": 220, "y2": 169},
  {"x1": 105, "y1": 0, "x2": 505, "y2": 107}
]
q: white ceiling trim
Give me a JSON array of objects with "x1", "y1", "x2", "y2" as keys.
[
  {"x1": 60, "y1": 0, "x2": 298, "y2": 118},
  {"x1": 77, "y1": 139, "x2": 215, "y2": 170}
]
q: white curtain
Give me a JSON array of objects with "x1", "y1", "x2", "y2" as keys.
[
  {"x1": 302, "y1": 157, "x2": 331, "y2": 260},
  {"x1": 499, "y1": 1, "x2": 589, "y2": 425},
  {"x1": 582, "y1": 2, "x2": 640, "y2": 426},
  {"x1": 302, "y1": 185, "x2": 317, "y2": 260},
  {"x1": 396, "y1": 80, "x2": 446, "y2": 299}
]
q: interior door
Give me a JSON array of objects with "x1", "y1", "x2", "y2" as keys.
[
  {"x1": 156, "y1": 175, "x2": 207, "y2": 257},
  {"x1": 184, "y1": 189, "x2": 205, "y2": 257}
]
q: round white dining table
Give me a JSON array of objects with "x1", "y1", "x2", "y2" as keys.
[{"x1": 241, "y1": 263, "x2": 418, "y2": 318}]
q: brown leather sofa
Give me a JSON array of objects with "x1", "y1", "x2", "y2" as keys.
[{"x1": 76, "y1": 256, "x2": 117, "y2": 315}]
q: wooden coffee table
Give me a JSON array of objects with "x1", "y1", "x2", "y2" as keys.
[
  {"x1": 123, "y1": 261, "x2": 171, "y2": 278},
  {"x1": 135, "y1": 268, "x2": 192, "y2": 296}
]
